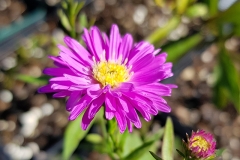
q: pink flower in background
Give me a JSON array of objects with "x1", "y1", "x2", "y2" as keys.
[
  {"x1": 188, "y1": 130, "x2": 216, "y2": 159},
  {"x1": 38, "y1": 24, "x2": 176, "y2": 133}
]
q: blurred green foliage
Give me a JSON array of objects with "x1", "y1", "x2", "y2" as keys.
[
  {"x1": 58, "y1": 0, "x2": 95, "y2": 40},
  {"x1": 6, "y1": 0, "x2": 240, "y2": 159},
  {"x1": 147, "y1": 0, "x2": 240, "y2": 112}
]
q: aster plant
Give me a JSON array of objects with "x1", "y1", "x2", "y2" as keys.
[
  {"x1": 187, "y1": 130, "x2": 216, "y2": 159},
  {"x1": 174, "y1": 130, "x2": 218, "y2": 160},
  {"x1": 39, "y1": 24, "x2": 176, "y2": 133}
]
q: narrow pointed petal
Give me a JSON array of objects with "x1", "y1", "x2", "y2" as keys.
[
  {"x1": 43, "y1": 68, "x2": 74, "y2": 77},
  {"x1": 81, "y1": 107, "x2": 94, "y2": 130},
  {"x1": 53, "y1": 91, "x2": 71, "y2": 98},
  {"x1": 91, "y1": 26, "x2": 105, "y2": 57},
  {"x1": 109, "y1": 24, "x2": 121, "y2": 60},
  {"x1": 115, "y1": 108, "x2": 127, "y2": 133},
  {"x1": 118, "y1": 34, "x2": 133, "y2": 61},
  {"x1": 63, "y1": 36, "x2": 93, "y2": 66},
  {"x1": 66, "y1": 91, "x2": 82, "y2": 111},
  {"x1": 88, "y1": 93, "x2": 105, "y2": 119},
  {"x1": 69, "y1": 94, "x2": 93, "y2": 120}
]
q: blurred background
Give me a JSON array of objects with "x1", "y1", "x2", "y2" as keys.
[{"x1": 0, "y1": 0, "x2": 239, "y2": 159}]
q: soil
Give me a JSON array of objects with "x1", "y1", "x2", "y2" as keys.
[{"x1": 0, "y1": 0, "x2": 239, "y2": 160}]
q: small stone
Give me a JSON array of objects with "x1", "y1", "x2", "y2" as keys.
[
  {"x1": 233, "y1": 127, "x2": 240, "y2": 138},
  {"x1": 230, "y1": 138, "x2": 240, "y2": 151},
  {"x1": 12, "y1": 135, "x2": 24, "y2": 145},
  {"x1": 198, "y1": 68, "x2": 208, "y2": 81},
  {"x1": 106, "y1": 0, "x2": 117, "y2": 5},
  {"x1": 222, "y1": 149, "x2": 232, "y2": 160},
  {"x1": 180, "y1": 66, "x2": 195, "y2": 81},
  {"x1": 8, "y1": 121, "x2": 16, "y2": 131},
  {"x1": 189, "y1": 109, "x2": 201, "y2": 124},
  {"x1": 41, "y1": 103, "x2": 54, "y2": 116},
  {"x1": 27, "y1": 142, "x2": 40, "y2": 154},
  {"x1": 133, "y1": 5, "x2": 148, "y2": 25},
  {"x1": 32, "y1": 47, "x2": 44, "y2": 58},
  {"x1": 213, "y1": 125, "x2": 222, "y2": 136},
  {"x1": 1, "y1": 56, "x2": 17, "y2": 70},
  {"x1": 174, "y1": 105, "x2": 190, "y2": 125},
  {"x1": 219, "y1": 112, "x2": 231, "y2": 124},
  {"x1": 31, "y1": 107, "x2": 43, "y2": 119},
  {"x1": 93, "y1": 0, "x2": 105, "y2": 12},
  {"x1": 0, "y1": 120, "x2": 9, "y2": 131},
  {"x1": 0, "y1": 90, "x2": 13, "y2": 103},
  {"x1": 201, "y1": 50, "x2": 213, "y2": 63}
]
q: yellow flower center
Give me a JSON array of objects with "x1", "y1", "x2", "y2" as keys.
[
  {"x1": 92, "y1": 53, "x2": 131, "y2": 88},
  {"x1": 191, "y1": 136, "x2": 210, "y2": 152}
]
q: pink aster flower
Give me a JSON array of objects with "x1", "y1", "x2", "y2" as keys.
[
  {"x1": 188, "y1": 130, "x2": 216, "y2": 159},
  {"x1": 38, "y1": 24, "x2": 176, "y2": 133}
]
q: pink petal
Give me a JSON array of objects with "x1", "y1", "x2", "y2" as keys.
[
  {"x1": 59, "y1": 52, "x2": 90, "y2": 75},
  {"x1": 114, "y1": 82, "x2": 135, "y2": 92},
  {"x1": 105, "y1": 106, "x2": 115, "y2": 120},
  {"x1": 43, "y1": 68, "x2": 74, "y2": 77},
  {"x1": 83, "y1": 28, "x2": 100, "y2": 60},
  {"x1": 81, "y1": 107, "x2": 94, "y2": 130},
  {"x1": 53, "y1": 91, "x2": 71, "y2": 98},
  {"x1": 105, "y1": 92, "x2": 117, "y2": 111},
  {"x1": 128, "y1": 41, "x2": 154, "y2": 65},
  {"x1": 38, "y1": 84, "x2": 55, "y2": 93},
  {"x1": 88, "y1": 93, "x2": 105, "y2": 119},
  {"x1": 118, "y1": 34, "x2": 133, "y2": 61},
  {"x1": 64, "y1": 74, "x2": 91, "y2": 85},
  {"x1": 63, "y1": 37, "x2": 93, "y2": 66},
  {"x1": 69, "y1": 94, "x2": 93, "y2": 120},
  {"x1": 91, "y1": 26, "x2": 105, "y2": 57},
  {"x1": 126, "y1": 118, "x2": 133, "y2": 132},
  {"x1": 109, "y1": 24, "x2": 121, "y2": 60},
  {"x1": 153, "y1": 49, "x2": 161, "y2": 55},
  {"x1": 115, "y1": 108, "x2": 127, "y2": 133},
  {"x1": 130, "y1": 53, "x2": 154, "y2": 72},
  {"x1": 66, "y1": 91, "x2": 82, "y2": 111}
]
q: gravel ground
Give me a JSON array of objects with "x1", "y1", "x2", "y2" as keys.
[{"x1": 0, "y1": 0, "x2": 239, "y2": 159}]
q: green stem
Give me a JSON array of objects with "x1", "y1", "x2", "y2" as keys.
[
  {"x1": 105, "y1": 119, "x2": 123, "y2": 159},
  {"x1": 100, "y1": 115, "x2": 107, "y2": 139},
  {"x1": 109, "y1": 133, "x2": 122, "y2": 159},
  {"x1": 68, "y1": 1, "x2": 76, "y2": 38}
]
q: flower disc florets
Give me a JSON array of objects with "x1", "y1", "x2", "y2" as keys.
[
  {"x1": 188, "y1": 130, "x2": 216, "y2": 159},
  {"x1": 92, "y1": 53, "x2": 132, "y2": 88},
  {"x1": 38, "y1": 24, "x2": 176, "y2": 133}
]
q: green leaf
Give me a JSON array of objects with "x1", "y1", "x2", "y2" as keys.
[
  {"x1": 85, "y1": 133, "x2": 103, "y2": 144},
  {"x1": 122, "y1": 132, "x2": 142, "y2": 157},
  {"x1": 208, "y1": 0, "x2": 218, "y2": 17},
  {"x1": 176, "y1": 0, "x2": 189, "y2": 15},
  {"x1": 162, "y1": 33, "x2": 203, "y2": 62},
  {"x1": 185, "y1": 3, "x2": 208, "y2": 18},
  {"x1": 119, "y1": 130, "x2": 128, "y2": 151},
  {"x1": 149, "y1": 151, "x2": 163, "y2": 160},
  {"x1": 146, "y1": 128, "x2": 164, "y2": 142},
  {"x1": 162, "y1": 117, "x2": 174, "y2": 160},
  {"x1": 214, "y1": 1, "x2": 240, "y2": 25},
  {"x1": 216, "y1": 148, "x2": 225, "y2": 157},
  {"x1": 124, "y1": 140, "x2": 155, "y2": 160},
  {"x1": 62, "y1": 113, "x2": 94, "y2": 160},
  {"x1": 75, "y1": 1, "x2": 85, "y2": 16},
  {"x1": 146, "y1": 16, "x2": 180, "y2": 45},
  {"x1": 79, "y1": 13, "x2": 88, "y2": 29},
  {"x1": 207, "y1": 1, "x2": 240, "y2": 35},
  {"x1": 15, "y1": 74, "x2": 49, "y2": 85},
  {"x1": 215, "y1": 47, "x2": 240, "y2": 111},
  {"x1": 58, "y1": 10, "x2": 72, "y2": 31},
  {"x1": 176, "y1": 149, "x2": 185, "y2": 158}
]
